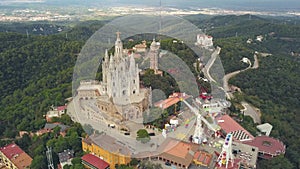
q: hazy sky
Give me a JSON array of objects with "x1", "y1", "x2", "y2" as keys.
[{"x1": 1, "y1": 0, "x2": 300, "y2": 11}]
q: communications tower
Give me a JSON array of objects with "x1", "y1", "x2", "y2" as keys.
[{"x1": 46, "y1": 146, "x2": 54, "y2": 169}]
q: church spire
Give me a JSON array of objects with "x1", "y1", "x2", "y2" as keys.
[
  {"x1": 109, "y1": 53, "x2": 114, "y2": 68},
  {"x1": 115, "y1": 31, "x2": 123, "y2": 59},
  {"x1": 104, "y1": 49, "x2": 109, "y2": 62},
  {"x1": 116, "y1": 31, "x2": 121, "y2": 41}
]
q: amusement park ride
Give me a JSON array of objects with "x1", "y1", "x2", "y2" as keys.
[
  {"x1": 180, "y1": 98, "x2": 220, "y2": 144},
  {"x1": 180, "y1": 96, "x2": 234, "y2": 168},
  {"x1": 217, "y1": 133, "x2": 235, "y2": 168}
]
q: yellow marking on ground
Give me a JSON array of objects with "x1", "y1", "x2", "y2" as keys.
[{"x1": 176, "y1": 133, "x2": 186, "y2": 139}]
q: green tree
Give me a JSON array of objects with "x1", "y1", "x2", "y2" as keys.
[
  {"x1": 136, "y1": 129, "x2": 150, "y2": 143},
  {"x1": 30, "y1": 155, "x2": 47, "y2": 169},
  {"x1": 71, "y1": 163, "x2": 84, "y2": 169},
  {"x1": 129, "y1": 158, "x2": 139, "y2": 166},
  {"x1": 117, "y1": 164, "x2": 134, "y2": 169},
  {"x1": 71, "y1": 157, "x2": 82, "y2": 165},
  {"x1": 63, "y1": 165, "x2": 71, "y2": 169},
  {"x1": 16, "y1": 133, "x2": 31, "y2": 151},
  {"x1": 258, "y1": 155, "x2": 294, "y2": 169},
  {"x1": 139, "y1": 160, "x2": 163, "y2": 169}
]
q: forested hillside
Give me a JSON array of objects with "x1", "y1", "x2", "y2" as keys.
[
  {"x1": 0, "y1": 15, "x2": 299, "y2": 168},
  {"x1": 200, "y1": 15, "x2": 300, "y2": 168},
  {"x1": 0, "y1": 21, "x2": 106, "y2": 168}
]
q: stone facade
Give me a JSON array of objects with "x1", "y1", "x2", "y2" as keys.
[
  {"x1": 100, "y1": 32, "x2": 140, "y2": 101},
  {"x1": 76, "y1": 32, "x2": 150, "y2": 126},
  {"x1": 148, "y1": 39, "x2": 160, "y2": 73},
  {"x1": 77, "y1": 80, "x2": 101, "y2": 99}
]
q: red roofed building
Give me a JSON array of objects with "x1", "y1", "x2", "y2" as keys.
[
  {"x1": 217, "y1": 115, "x2": 254, "y2": 142},
  {"x1": 154, "y1": 93, "x2": 190, "y2": 109},
  {"x1": 57, "y1": 105, "x2": 67, "y2": 112},
  {"x1": 243, "y1": 135, "x2": 286, "y2": 159},
  {"x1": 0, "y1": 143, "x2": 32, "y2": 169},
  {"x1": 155, "y1": 97, "x2": 180, "y2": 109},
  {"x1": 156, "y1": 137, "x2": 198, "y2": 169},
  {"x1": 81, "y1": 154, "x2": 109, "y2": 169},
  {"x1": 46, "y1": 105, "x2": 67, "y2": 122},
  {"x1": 193, "y1": 151, "x2": 213, "y2": 167}
]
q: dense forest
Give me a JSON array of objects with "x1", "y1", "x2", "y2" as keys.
[
  {"x1": 204, "y1": 15, "x2": 300, "y2": 169},
  {"x1": 0, "y1": 15, "x2": 299, "y2": 168},
  {"x1": 230, "y1": 54, "x2": 300, "y2": 168},
  {"x1": 0, "y1": 21, "x2": 104, "y2": 168}
]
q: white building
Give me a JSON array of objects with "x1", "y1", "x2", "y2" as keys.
[
  {"x1": 195, "y1": 34, "x2": 213, "y2": 48},
  {"x1": 256, "y1": 35, "x2": 264, "y2": 42},
  {"x1": 78, "y1": 32, "x2": 141, "y2": 104},
  {"x1": 133, "y1": 40, "x2": 147, "y2": 53},
  {"x1": 76, "y1": 32, "x2": 150, "y2": 125},
  {"x1": 100, "y1": 32, "x2": 140, "y2": 101}
]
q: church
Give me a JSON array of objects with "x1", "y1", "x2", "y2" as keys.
[
  {"x1": 101, "y1": 32, "x2": 140, "y2": 100},
  {"x1": 77, "y1": 32, "x2": 150, "y2": 127}
]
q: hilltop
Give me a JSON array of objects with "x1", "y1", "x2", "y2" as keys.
[{"x1": 0, "y1": 14, "x2": 299, "y2": 168}]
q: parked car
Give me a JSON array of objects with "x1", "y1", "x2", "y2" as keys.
[
  {"x1": 149, "y1": 132, "x2": 155, "y2": 136},
  {"x1": 165, "y1": 161, "x2": 171, "y2": 166}
]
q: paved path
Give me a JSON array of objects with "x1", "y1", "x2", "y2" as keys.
[
  {"x1": 252, "y1": 54, "x2": 259, "y2": 69},
  {"x1": 202, "y1": 46, "x2": 221, "y2": 83},
  {"x1": 67, "y1": 96, "x2": 198, "y2": 155},
  {"x1": 222, "y1": 54, "x2": 261, "y2": 124},
  {"x1": 241, "y1": 101, "x2": 261, "y2": 124},
  {"x1": 223, "y1": 53, "x2": 259, "y2": 99}
]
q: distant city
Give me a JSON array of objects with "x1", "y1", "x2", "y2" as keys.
[
  {"x1": 0, "y1": 6, "x2": 300, "y2": 22},
  {"x1": 0, "y1": 0, "x2": 300, "y2": 22}
]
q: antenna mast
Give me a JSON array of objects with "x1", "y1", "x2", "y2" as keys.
[
  {"x1": 26, "y1": 29, "x2": 29, "y2": 38},
  {"x1": 46, "y1": 146, "x2": 55, "y2": 169},
  {"x1": 159, "y1": 0, "x2": 162, "y2": 31}
]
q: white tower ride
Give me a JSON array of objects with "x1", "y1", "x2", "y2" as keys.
[
  {"x1": 217, "y1": 133, "x2": 234, "y2": 168},
  {"x1": 180, "y1": 98, "x2": 219, "y2": 144},
  {"x1": 193, "y1": 114, "x2": 204, "y2": 144}
]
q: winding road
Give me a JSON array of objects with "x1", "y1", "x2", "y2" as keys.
[
  {"x1": 241, "y1": 101, "x2": 261, "y2": 124},
  {"x1": 222, "y1": 53, "x2": 261, "y2": 123},
  {"x1": 223, "y1": 53, "x2": 258, "y2": 100},
  {"x1": 203, "y1": 50, "x2": 261, "y2": 124},
  {"x1": 202, "y1": 46, "x2": 221, "y2": 83}
]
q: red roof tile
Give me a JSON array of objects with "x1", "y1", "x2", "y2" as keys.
[
  {"x1": 154, "y1": 93, "x2": 190, "y2": 109},
  {"x1": 57, "y1": 106, "x2": 67, "y2": 111},
  {"x1": 154, "y1": 97, "x2": 180, "y2": 109},
  {"x1": 156, "y1": 137, "x2": 198, "y2": 167},
  {"x1": 243, "y1": 136, "x2": 285, "y2": 157},
  {"x1": 217, "y1": 115, "x2": 254, "y2": 141},
  {"x1": 81, "y1": 154, "x2": 109, "y2": 169},
  {"x1": 0, "y1": 143, "x2": 32, "y2": 169},
  {"x1": 0, "y1": 143, "x2": 24, "y2": 159},
  {"x1": 193, "y1": 151, "x2": 212, "y2": 166}
]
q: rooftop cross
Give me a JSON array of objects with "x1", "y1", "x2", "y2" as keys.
[{"x1": 116, "y1": 31, "x2": 121, "y2": 40}]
